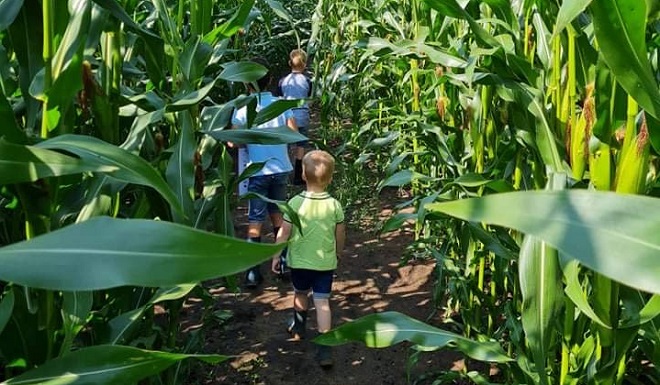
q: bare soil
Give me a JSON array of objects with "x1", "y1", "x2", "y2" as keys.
[{"x1": 181, "y1": 193, "x2": 468, "y2": 385}]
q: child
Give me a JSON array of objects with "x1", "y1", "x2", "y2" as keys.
[
  {"x1": 278, "y1": 49, "x2": 312, "y2": 185},
  {"x1": 271, "y1": 150, "x2": 346, "y2": 368},
  {"x1": 231, "y1": 58, "x2": 298, "y2": 288}
]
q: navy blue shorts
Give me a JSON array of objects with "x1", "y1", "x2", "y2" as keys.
[
  {"x1": 247, "y1": 172, "x2": 289, "y2": 223},
  {"x1": 291, "y1": 268, "x2": 334, "y2": 299}
]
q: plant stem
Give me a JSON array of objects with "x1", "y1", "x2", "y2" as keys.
[{"x1": 41, "y1": 0, "x2": 54, "y2": 139}]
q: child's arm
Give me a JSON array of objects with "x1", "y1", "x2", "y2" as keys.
[
  {"x1": 287, "y1": 116, "x2": 299, "y2": 132},
  {"x1": 335, "y1": 222, "x2": 346, "y2": 259},
  {"x1": 271, "y1": 221, "x2": 292, "y2": 274}
]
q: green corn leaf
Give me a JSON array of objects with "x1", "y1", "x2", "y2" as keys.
[
  {"x1": 218, "y1": 61, "x2": 267, "y2": 83},
  {"x1": 105, "y1": 284, "x2": 196, "y2": 345},
  {"x1": 0, "y1": 139, "x2": 117, "y2": 185},
  {"x1": 59, "y1": 291, "x2": 93, "y2": 355},
  {"x1": 0, "y1": 345, "x2": 226, "y2": 385},
  {"x1": 167, "y1": 79, "x2": 217, "y2": 112},
  {"x1": 314, "y1": 311, "x2": 511, "y2": 363},
  {"x1": 165, "y1": 111, "x2": 196, "y2": 224},
  {"x1": 562, "y1": 260, "x2": 610, "y2": 328},
  {"x1": 519, "y1": 235, "x2": 560, "y2": 385},
  {"x1": 178, "y1": 36, "x2": 213, "y2": 84},
  {"x1": 0, "y1": 289, "x2": 14, "y2": 336},
  {"x1": 378, "y1": 170, "x2": 435, "y2": 191},
  {"x1": 206, "y1": 126, "x2": 307, "y2": 145},
  {"x1": 253, "y1": 99, "x2": 305, "y2": 126},
  {"x1": 590, "y1": 0, "x2": 660, "y2": 121},
  {"x1": 381, "y1": 213, "x2": 416, "y2": 234},
  {"x1": 0, "y1": 217, "x2": 285, "y2": 291},
  {"x1": 423, "y1": 0, "x2": 498, "y2": 48},
  {"x1": 0, "y1": 0, "x2": 23, "y2": 34},
  {"x1": 554, "y1": 0, "x2": 592, "y2": 37},
  {"x1": 37, "y1": 134, "x2": 184, "y2": 218},
  {"x1": 620, "y1": 294, "x2": 660, "y2": 328},
  {"x1": 264, "y1": 0, "x2": 292, "y2": 23},
  {"x1": 426, "y1": 190, "x2": 660, "y2": 294},
  {"x1": 203, "y1": 0, "x2": 255, "y2": 44},
  {"x1": 518, "y1": 173, "x2": 565, "y2": 385}
]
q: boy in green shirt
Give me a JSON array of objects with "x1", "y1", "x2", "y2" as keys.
[{"x1": 271, "y1": 150, "x2": 346, "y2": 368}]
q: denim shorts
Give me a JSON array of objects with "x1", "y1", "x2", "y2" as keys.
[
  {"x1": 247, "y1": 172, "x2": 289, "y2": 223},
  {"x1": 291, "y1": 268, "x2": 334, "y2": 299}
]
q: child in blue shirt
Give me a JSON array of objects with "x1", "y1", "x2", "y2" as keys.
[
  {"x1": 231, "y1": 58, "x2": 298, "y2": 288},
  {"x1": 278, "y1": 49, "x2": 312, "y2": 185}
]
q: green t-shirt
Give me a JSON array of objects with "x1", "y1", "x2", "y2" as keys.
[{"x1": 283, "y1": 191, "x2": 344, "y2": 271}]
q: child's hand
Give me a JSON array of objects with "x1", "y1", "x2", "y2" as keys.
[{"x1": 271, "y1": 258, "x2": 281, "y2": 274}]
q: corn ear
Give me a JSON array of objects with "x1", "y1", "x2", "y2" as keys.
[
  {"x1": 588, "y1": 136, "x2": 612, "y2": 191},
  {"x1": 570, "y1": 113, "x2": 587, "y2": 180},
  {"x1": 614, "y1": 114, "x2": 650, "y2": 194}
]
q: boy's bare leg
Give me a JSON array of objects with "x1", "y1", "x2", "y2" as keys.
[
  {"x1": 314, "y1": 297, "x2": 333, "y2": 367},
  {"x1": 313, "y1": 298, "x2": 331, "y2": 332},
  {"x1": 288, "y1": 292, "x2": 309, "y2": 340},
  {"x1": 247, "y1": 223, "x2": 262, "y2": 239},
  {"x1": 294, "y1": 292, "x2": 309, "y2": 312}
]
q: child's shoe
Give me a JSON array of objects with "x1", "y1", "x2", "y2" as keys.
[
  {"x1": 316, "y1": 344, "x2": 333, "y2": 368},
  {"x1": 244, "y1": 266, "x2": 263, "y2": 288}
]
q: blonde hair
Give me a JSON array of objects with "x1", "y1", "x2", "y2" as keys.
[
  {"x1": 303, "y1": 150, "x2": 335, "y2": 186},
  {"x1": 289, "y1": 49, "x2": 307, "y2": 71}
]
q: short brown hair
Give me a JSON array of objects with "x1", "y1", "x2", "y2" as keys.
[
  {"x1": 289, "y1": 49, "x2": 307, "y2": 70},
  {"x1": 303, "y1": 150, "x2": 335, "y2": 186}
]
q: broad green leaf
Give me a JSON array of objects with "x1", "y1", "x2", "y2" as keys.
[
  {"x1": 423, "y1": 0, "x2": 499, "y2": 48},
  {"x1": 218, "y1": 61, "x2": 267, "y2": 83},
  {"x1": 265, "y1": 0, "x2": 292, "y2": 23},
  {"x1": 203, "y1": 0, "x2": 255, "y2": 44},
  {"x1": 206, "y1": 126, "x2": 307, "y2": 145},
  {"x1": 620, "y1": 294, "x2": 660, "y2": 328},
  {"x1": 554, "y1": 0, "x2": 592, "y2": 36},
  {"x1": 590, "y1": 0, "x2": 660, "y2": 120},
  {"x1": 0, "y1": 217, "x2": 285, "y2": 291},
  {"x1": 178, "y1": 36, "x2": 213, "y2": 84},
  {"x1": 381, "y1": 213, "x2": 416, "y2": 234},
  {"x1": 519, "y1": 235, "x2": 562, "y2": 385},
  {"x1": 0, "y1": 0, "x2": 23, "y2": 32},
  {"x1": 59, "y1": 291, "x2": 93, "y2": 355},
  {"x1": 37, "y1": 135, "x2": 184, "y2": 218},
  {"x1": 1, "y1": 345, "x2": 226, "y2": 385},
  {"x1": 0, "y1": 139, "x2": 117, "y2": 185},
  {"x1": 106, "y1": 284, "x2": 196, "y2": 344},
  {"x1": 200, "y1": 104, "x2": 235, "y2": 132},
  {"x1": 562, "y1": 260, "x2": 610, "y2": 328},
  {"x1": 378, "y1": 170, "x2": 436, "y2": 190},
  {"x1": 359, "y1": 37, "x2": 467, "y2": 68},
  {"x1": 426, "y1": 190, "x2": 660, "y2": 294},
  {"x1": 501, "y1": 82, "x2": 565, "y2": 172},
  {"x1": 315, "y1": 311, "x2": 511, "y2": 362},
  {"x1": 253, "y1": 99, "x2": 305, "y2": 126},
  {"x1": 0, "y1": 289, "x2": 14, "y2": 336},
  {"x1": 167, "y1": 79, "x2": 217, "y2": 112},
  {"x1": 467, "y1": 223, "x2": 516, "y2": 260},
  {"x1": 166, "y1": 111, "x2": 196, "y2": 224}
]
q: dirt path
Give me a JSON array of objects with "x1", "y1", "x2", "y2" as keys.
[{"x1": 182, "y1": 196, "x2": 464, "y2": 385}]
